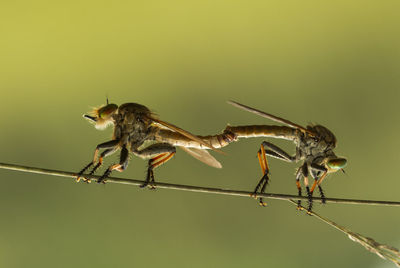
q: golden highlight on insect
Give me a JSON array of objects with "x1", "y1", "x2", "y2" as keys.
[
  {"x1": 76, "y1": 100, "x2": 346, "y2": 213},
  {"x1": 76, "y1": 101, "x2": 235, "y2": 187},
  {"x1": 226, "y1": 101, "x2": 347, "y2": 212}
]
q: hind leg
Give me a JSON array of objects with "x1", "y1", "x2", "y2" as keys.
[
  {"x1": 133, "y1": 143, "x2": 177, "y2": 188},
  {"x1": 253, "y1": 141, "x2": 296, "y2": 206}
]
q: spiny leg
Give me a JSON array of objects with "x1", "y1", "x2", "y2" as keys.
[
  {"x1": 305, "y1": 181, "x2": 312, "y2": 213},
  {"x1": 98, "y1": 145, "x2": 129, "y2": 184},
  {"x1": 141, "y1": 153, "x2": 167, "y2": 188},
  {"x1": 77, "y1": 162, "x2": 94, "y2": 182},
  {"x1": 261, "y1": 141, "x2": 296, "y2": 162},
  {"x1": 258, "y1": 174, "x2": 269, "y2": 207},
  {"x1": 145, "y1": 152, "x2": 176, "y2": 189},
  {"x1": 314, "y1": 171, "x2": 328, "y2": 204},
  {"x1": 76, "y1": 140, "x2": 119, "y2": 182},
  {"x1": 254, "y1": 146, "x2": 267, "y2": 194},
  {"x1": 253, "y1": 141, "x2": 296, "y2": 206},
  {"x1": 309, "y1": 174, "x2": 327, "y2": 205},
  {"x1": 299, "y1": 164, "x2": 313, "y2": 214},
  {"x1": 309, "y1": 163, "x2": 328, "y2": 211},
  {"x1": 259, "y1": 142, "x2": 305, "y2": 211},
  {"x1": 318, "y1": 185, "x2": 326, "y2": 204},
  {"x1": 134, "y1": 143, "x2": 177, "y2": 188},
  {"x1": 295, "y1": 167, "x2": 303, "y2": 209},
  {"x1": 253, "y1": 144, "x2": 269, "y2": 206},
  {"x1": 85, "y1": 148, "x2": 117, "y2": 183},
  {"x1": 308, "y1": 180, "x2": 317, "y2": 213},
  {"x1": 317, "y1": 167, "x2": 329, "y2": 204}
]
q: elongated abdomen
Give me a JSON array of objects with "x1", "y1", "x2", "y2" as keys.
[
  {"x1": 225, "y1": 125, "x2": 298, "y2": 141},
  {"x1": 153, "y1": 125, "x2": 298, "y2": 150},
  {"x1": 153, "y1": 129, "x2": 236, "y2": 149}
]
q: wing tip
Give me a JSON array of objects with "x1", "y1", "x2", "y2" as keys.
[{"x1": 215, "y1": 163, "x2": 223, "y2": 169}]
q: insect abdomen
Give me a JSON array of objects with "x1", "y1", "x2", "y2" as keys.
[
  {"x1": 154, "y1": 129, "x2": 236, "y2": 149},
  {"x1": 225, "y1": 125, "x2": 298, "y2": 141}
]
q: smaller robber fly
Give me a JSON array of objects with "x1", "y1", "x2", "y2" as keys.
[
  {"x1": 224, "y1": 101, "x2": 347, "y2": 212},
  {"x1": 76, "y1": 101, "x2": 235, "y2": 187}
]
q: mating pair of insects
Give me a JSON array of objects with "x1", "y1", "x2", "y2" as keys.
[{"x1": 76, "y1": 100, "x2": 347, "y2": 212}]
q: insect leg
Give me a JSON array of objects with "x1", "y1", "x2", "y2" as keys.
[
  {"x1": 85, "y1": 147, "x2": 118, "y2": 182},
  {"x1": 97, "y1": 144, "x2": 129, "y2": 183},
  {"x1": 253, "y1": 145, "x2": 269, "y2": 206},
  {"x1": 318, "y1": 184, "x2": 326, "y2": 204},
  {"x1": 310, "y1": 163, "x2": 328, "y2": 205},
  {"x1": 261, "y1": 142, "x2": 306, "y2": 212},
  {"x1": 134, "y1": 143, "x2": 176, "y2": 188},
  {"x1": 295, "y1": 167, "x2": 303, "y2": 209},
  {"x1": 76, "y1": 140, "x2": 119, "y2": 182},
  {"x1": 253, "y1": 142, "x2": 296, "y2": 206},
  {"x1": 262, "y1": 141, "x2": 296, "y2": 162},
  {"x1": 317, "y1": 174, "x2": 328, "y2": 204},
  {"x1": 300, "y1": 164, "x2": 313, "y2": 214},
  {"x1": 148, "y1": 152, "x2": 176, "y2": 188}
]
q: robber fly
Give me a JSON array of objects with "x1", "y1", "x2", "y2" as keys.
[
  {"x1": 76, "y1": 101, "x2": 235, "y2": 187},
  {"x1": 224, "y1": 101, "x2": 347, "y2": 212}
]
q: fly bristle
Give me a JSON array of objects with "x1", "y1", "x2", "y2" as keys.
[
  {"x1": 318, "y1": 185, "x2": 326, "y2": 204},
  {"x1": 88, "y1": 105, "x2": 103, "y2": 116},
  {"x1": 94, "y1": 118, "x2": 114, "y2": 130},
  {"x1": 85, "y1": 106, "x2": 114, "y2": 130}
]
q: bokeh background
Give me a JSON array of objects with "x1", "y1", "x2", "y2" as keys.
[{"x1": 1, "y1": 1, "x2": 399, "y2": 267}]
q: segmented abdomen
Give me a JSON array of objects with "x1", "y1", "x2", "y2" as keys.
[
  {"x1": 225, "y1": 125, "x2": 298, "y2": 140},
  {"x1": 153, "y1": 125, "x2": 298, "y2": 149},
  {"x1": 153, "y1": 128, "x2": 236, "y2": 149}
]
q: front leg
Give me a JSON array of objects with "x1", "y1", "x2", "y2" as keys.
[
  {"x1": 310, "y1": 163, "x2": 328, "y2": 204},
  {"x1": 83, "y1": 148, "x2": 117, "y2": 183},
  {"x1": 97, "y1": 144, "x2": 129, "y2": 183},
  {"x1": 295, "y1": 166, "x2": 304, "y2": 210},
  {"x1": 88, "y1": 148, "x2": 117, "y2": 174},
  {"x1": 134, "y1": 143, "x2": 176, "y2": 188},
  {"x1": 76, "y1": 140, "x2": 119, "y2": 182},
  {"x1": 306, "y1": 163, "x2": 328, "y2": 213}
]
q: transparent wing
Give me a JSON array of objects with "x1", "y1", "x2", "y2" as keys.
[
  {"x1": 150, "y1": 117, "x2": 225, "y2": 155},
  {"x1": 151, "y1": 121, "x2": 171, "y2": 130},
  {"x1": 227, "y1": 100, "x2": 315, "y2": 136},
  {"x1": 181, "y1": 147, "x2": 222, "y2": 169}
]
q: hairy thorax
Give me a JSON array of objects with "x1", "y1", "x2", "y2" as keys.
[
  {"x1": 297, "y1": 125, "x2": 337, "y2": 161},
  {"x1": 112, "y1": 103, "x2": 153, "y2": 148}
]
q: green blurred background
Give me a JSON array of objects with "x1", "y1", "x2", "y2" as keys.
[{"x1": 1, "y1": 1, "x2": 399, "y2": 267}]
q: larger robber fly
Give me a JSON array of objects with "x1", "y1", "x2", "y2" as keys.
[
  {"x1": 224, "y1": 101, "x2": 347, "y2": 212},
  {"x1": 76, "y1": 101, "x2": 235, "y2": 187}
]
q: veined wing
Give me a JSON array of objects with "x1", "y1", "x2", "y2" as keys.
[
  {"x1": 150, "y1": 117, "x2": 225, "y2": 155},
  {"x1": 227, "y1": 100, "x2": 316, "y2": 136},
  {"x1": 181, "y1": 147, "x2": 222, "y2": 169}
]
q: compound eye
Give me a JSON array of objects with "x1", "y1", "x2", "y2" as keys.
[
  {"x1": 327, "y1": 158, "x2": 347, "y2": 170},
  {"x1": 98, "y1": 104, "x2": 118, "y2": 119}
]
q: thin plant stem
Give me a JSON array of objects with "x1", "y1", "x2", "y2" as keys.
[
  {"x1": 1, "y1": 161, "x2": 399, "y2": 266},
  {"x1": 0, "y1": 162, "x2": 400, "y2": 207}
]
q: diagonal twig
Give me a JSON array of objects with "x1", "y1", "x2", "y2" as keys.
[{"x1": 291, "y1": 200, "x2": 400, "y2": 267}]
